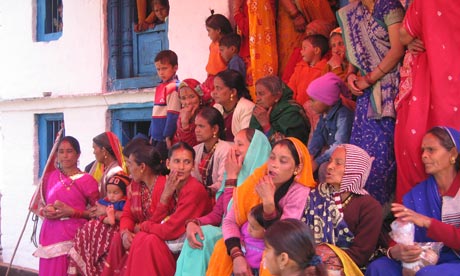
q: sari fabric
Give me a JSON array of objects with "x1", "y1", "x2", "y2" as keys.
[
  {"x1": 175, "y1": 130, "x2": 271, "y2": 276},
  {"x1": 247, "y1": 0, "x2": 278, "y2": 100},
  {"x1": 205, "y1": 138, "x2": 316, "y2": 276},
  {"x1": 394, "y1": 0, "x2": 460, "y2": 202},
  {"x1": 34, "y1": 170, "x2": 99, "y2": 276},
  {"x1": 277, "y1": 0, "x2": 335, "y2": 76},
  {"x1": 337, "y1": 0, "x2": 404, "y2": 205}
]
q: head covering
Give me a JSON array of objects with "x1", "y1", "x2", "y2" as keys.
[
  {"x1": 307, "y1": 73, "x2": 349, "y2": 106},
  {"x1": 106, "y1": 172, "x2": 130, "y2": 196},
  {"x1": 305, "y1": 19, "x2": 336, "y2": 38},
  {"x1": 339, "y1": 144, "x2": 374, "y2": 195},
  {"x1": 287, "y1": 137, "x2": 316, "y2": 188},
  {"x1": 330, "y1": 27, "x2": 342, "y2": 37},
  {"x1": 179, "y1": 78, "x2": 204, "y2": 98},
  {"x1": 91, "y1": 132, "x2": 128, "y2": 183},
  {"x1": 440, "y1": 126, "x2": 460, "y2": 153}
]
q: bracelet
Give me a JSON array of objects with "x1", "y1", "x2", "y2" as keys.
[
  {"x1": 377, "y1": 64, "x2": 387, "y2": 74},
  {"x1": 225, "y1": 179, "x2": 237, "y2": 188},
  {"x1": 230, "y1": 248, "x2": 244, "y2": 260},
  {"x1": 364, "y1": 73, "x2": 376, "y2": 85},
  {"x1": 71, "y1": 208, "x2": 83, "y2": 218},
  {"x1": 386, "y1": 246, "x2": 394, "y2": 260},
  {"x1": 185, "y1": 218, "x2": 201, "y2": 227}
]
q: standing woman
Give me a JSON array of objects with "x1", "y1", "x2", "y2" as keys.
[
  {"x1": 34, "y1": 136, "x2": 99, "y2": 276},
  {"x1": 212, "y1": 69, "x2": 254, "y2": 142},
  {"x1": 172, "y1": 78, "x2": 205, "y2": 147},
  {"x1": 337, "y1": 0, "x2": 405, "y2": 205},
  {"x1": 192, "y1": 107, "x2": 232, "y2": 199},
  {"x1": 206, "y1": 138, "x2": 316, "y2": 276}
]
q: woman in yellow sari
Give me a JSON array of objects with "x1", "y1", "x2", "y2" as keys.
[{"x1": 206, "y1": 137, "x2": 316, "y2": 276}]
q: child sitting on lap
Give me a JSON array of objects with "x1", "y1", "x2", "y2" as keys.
[{"x1": 97, "y1": 173, "x2": 130, "y2": 226}]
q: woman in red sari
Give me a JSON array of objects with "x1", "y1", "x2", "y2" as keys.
[{"x1": 394, "y1": 0, "x2": 460, "y2": 202}]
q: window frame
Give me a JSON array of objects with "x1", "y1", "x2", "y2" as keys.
[
  {"x1": 109, "y1": 102, "x2": 153, "y2": 146},
  {"x1": 37, "y1": 113, "x2": 64, "y2": 177},
  {"x1": 37, "y1": 0, "x2": 63, "y2": 42}
]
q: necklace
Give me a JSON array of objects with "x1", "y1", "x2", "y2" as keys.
[
  {"x1": 223, "y1": 103, "x2": 237, "y2": 115},
  {"x1": 342, "y1": 194, "x2": 354, "y2": 209},
  {"x1": 59, "y1": 170, "x2": 80, "y2": 190}
]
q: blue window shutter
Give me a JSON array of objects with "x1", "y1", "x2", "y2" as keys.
[
  {"x1": 37, "y1": 0, "x2": 62, "y2": 42},
  {"x1": 37, "y1": 113, "x2": 64, "y2": 176}
]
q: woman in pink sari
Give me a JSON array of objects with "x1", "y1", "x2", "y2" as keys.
[
  {"x1": 394, "y1": 0, "x2": 460, "y2": 202},
  {"x1": 34, "y1": 136, "x2": 99, "y2": 275}
]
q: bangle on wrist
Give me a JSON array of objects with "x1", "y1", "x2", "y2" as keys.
[
  {"x1": 71, "y1": 208, "x2": 83, "y2": 218},
  {"x1": 230, "y1": 247, "x2": 244, "y2": 260},
  {"x1": 377, "y1": 64, "x2": 387, "y2": 74},
  {"x1": 224, "y1": 179, "x2": 237, "y2": 188},
  {"x1": 185, "y1": 218, "x2": 201, "y2": 227}
]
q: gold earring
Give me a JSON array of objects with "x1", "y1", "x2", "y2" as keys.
[
  {"x1": 451, "y1": 157, "x2": 456, "y2": 164},
  {"x1": 104, "y1": 155, "x2": 107, "y2": 159},
  {"x1": 213, "y1": 132, "x2": 217, "y2": 138},
  {"x1": 230, "y1": 94, "x2": 234, "y2": 101},
  {"x1": 293, "y1": 170, "x2": 298, "y2": 176}
]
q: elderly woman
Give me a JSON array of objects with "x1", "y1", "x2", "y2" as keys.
[
  {"x1": 303, "y1": 144, "x2": 382, "y2": 275},
  {"x1": 250, "y1": 75, "x2": 310, "y2": 146},
  {"x1": 172, "y1": 78, "x2": 205, "y2": 147},
  {"x1": 175, "y1": 128, "x2": 271, "y2": 276},
  {"x1": 337, "y1": 0, "x2": 405, "y2": 205},
  {"x1": 212, "y1": 69, "x2": 254, "y2": 142},
  {"x1": 366, "y1": 126, "x2": 460, "y2": 275},
  {"x1": 206, "y1": 137, "x2": 316, "y2": 275}
]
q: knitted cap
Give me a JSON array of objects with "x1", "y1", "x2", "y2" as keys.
[
  {"x1": 106, "y1": 172, "x2": 130, "y2": 196},
  {"x1": 307, "y1": 73, "x2": 348, "y2": 106}
]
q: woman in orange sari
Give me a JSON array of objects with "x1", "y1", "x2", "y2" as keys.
[{"x1": 206, "y1": 137, "x2": 316, "y2": 276}]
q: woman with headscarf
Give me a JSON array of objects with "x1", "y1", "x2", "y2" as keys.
[
  {"x1": 250, "y1": 75, "x2": 310, "y2": 146},
  {"x1": 366, "y1": 126, "x2": 460, "y2": 275},
  {"x1": 206, "y1": 137, "x2": 316, "y2": 276},
  {"x1": 303, "y1": 144, "x2": 382, "y2": 275},
  {"x1": 175, "y1": 128, "x2": 271, "y2": 276},
  {"x1": 172, "y1": 78, "x2": 205, "y2": 147}
]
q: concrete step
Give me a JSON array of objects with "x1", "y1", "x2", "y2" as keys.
[{"x1": 0, "y1": 263, "x2": 38, "y2": 276}]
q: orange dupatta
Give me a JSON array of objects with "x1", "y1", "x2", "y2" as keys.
[{"x1": 206, "y1": 138, "x2": 316, "y2": 276}]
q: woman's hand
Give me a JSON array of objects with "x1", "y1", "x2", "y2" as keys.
[
  {"x1": 186, "y1": 221, "x2": 204, "y2": 249},
  {"x1": 160, "y1": 170, "x2": 180, "y2": 204},
  {"x1": 389, "y1": 243, "x2": 422, "y2": 263},
  {"x1": 121, "y1": 230, "x2": 135, "y2": 250},
  {"x1": 407, "y1": 38, "x2": 425, "y2": 54},
  {"x1": 253, "y1": 105, "x2": 271, "y2": 129},
  {"x1": 392, "y1": 203, "x2": 432, "y2": 229},
  {"x1": 42, "y1": 204, "x2": 60, "y2": 220},
  {"x1": 328, "y1": 53, "x2": 344, "y2": 70},
  {"x1": 225, "y1": 148, "x2": 243, "y2": 179},
  {"x1": 233, "y1": 256, "x2": 253, "y2": 276},
  {"x1": 180, "y1": 104, "x2": 198, "y2": 129},
  {"x1": 347, "y1": 73, "x2": 363, "y2": 96},
  {"x1": 53, "y1": 200, "x2": 76, "y2": 218},
  {"x1": 89, "y1": 202, "x2": 107, "y2": 218}
]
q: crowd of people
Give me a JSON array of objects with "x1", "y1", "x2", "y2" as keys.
[{"x1": 31, "y1": 0, "x2": 460, "y2": 275}]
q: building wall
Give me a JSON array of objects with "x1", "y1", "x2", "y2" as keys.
[{"x1": 0, "y1": 0, "x2": 230, "y2": 271}]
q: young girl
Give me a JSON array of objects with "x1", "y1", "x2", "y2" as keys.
[
  {"x1": 264, "y1": 219, "x2": 327, "y2": 276},
  {"x1": 201, "y1": 12, "x2": 233, "y2": 99},
  {"x1": 97, "y1": 172, "x2": 130, "y2": 226},
  {"x1": 135, "y1": 0, "x2": 169, "y2": 32},
  {"x1": 242, "y1": 204, "x2": 280, "y2": 276}
]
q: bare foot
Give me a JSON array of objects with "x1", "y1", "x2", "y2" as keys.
[{"x1": 106, "y1": 205, "x2": 115, "y2": 226}]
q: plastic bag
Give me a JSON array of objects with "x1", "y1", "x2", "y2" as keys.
[
  {"x1": 402, "y1": 242, "x2": 444, "y2": 276},
  {"x1": 390, "y1": 219, "x2": 415, "y2": 245}
]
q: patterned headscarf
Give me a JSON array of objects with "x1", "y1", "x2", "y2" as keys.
[
  {"x1": 179, "y1": 78, "x2": 204, "y2": 98},
  {"x1": 339, "y1": 144, "x2": 374, "y2": 195}
]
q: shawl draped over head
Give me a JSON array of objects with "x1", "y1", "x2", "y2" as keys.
[
  {"x1": 234, "y1": 137, "x2": 316, "y2": 226},
  {"x1": 339, "y1": 144, "x2": 374, "y2": 195},
  {"x1": 440, "y1": 126, "x2": 460, "y2": 153},
  {"x1": 91, "y1": 132, "x2": 127, "y2": 183},
  {"x1": 216, "y1": 129, "x2": 272, "y2": 199},
  {"x1": 179, "y1": 78, "x2": 204, "y2": 98}
]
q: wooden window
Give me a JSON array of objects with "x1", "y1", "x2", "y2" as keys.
[
  {"x1": 109, "y1": 103, "x2": 152, "y2": 145},
  {"x1": 37, "y1": 113, "x2": 64, "y2": 176},
  {"x1": 37, "y1": 0, "x2": 63, "y2": 42},
  {"x1": 107, "y1": 0, "x2": 169, "y2": 90}
]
